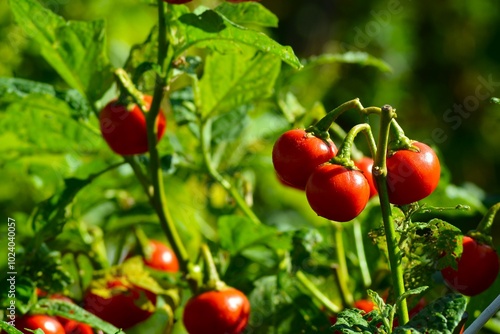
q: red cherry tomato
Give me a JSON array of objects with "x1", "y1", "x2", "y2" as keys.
[
  {"x1": 164, "y1": 0, "x2": 191, "y2": 3},
  {"x1": 83, "y1": 279, "x2": 156, "y2": 329},
  {"x1": 385, "y1": 141, "x2": 440, "y2": 205},
  {"x1": 441, "y1": 236, "x2": 500, "y2": 296},
  {"x1": 46, "y1": 294, "x2": 93, "y2": 333},
  {"x1": 183, "y1": 287, "x2": 250, "y2": 334},
  {"x1": 63, "y1": 320, "x2": 94, "y2": 334},
  {"x1": 305, "y1": 163, "x2": 369, "y2": 222},
  {"x1": 272, "y1": 129, "x2": 337, "y2": 190},
  {"x1": 354, "y1": 299, "x2": 375, "y2": 313},
  {"x1": 144, "y1": 240, "x2": 180, "y2": 273},
  {"x1": 354, "y1": 157, "x2": 378, "y2": 198},
  {"x1": 99, "y1": 95, "x2": 166, "y2": 155},
  {"x1": 16, "y1": 315, "x2": 65, "y2": 334}
]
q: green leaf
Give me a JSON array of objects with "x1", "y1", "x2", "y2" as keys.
[
  {"x1": 211, "y1": 106, "x2": 250, "y2": 144},
  {"x1": 215, "y1": 2, "x2": 279, "y2": 28},
  {"x1": 169, "y1": 8, "x2": 302, "y2": 69},
  {"x1": 0, "y1": 323, "x2": 23, "y2": 334},
  {"x1": 303, "y1": 52, "x2": 392, "y2": 73},
  {"x1": 218, "y1": 215, "x2": 290, "y2": 254},
  {"x1": 33, "y1": 299, "x2": 124, "y2": 334},
  {"x1": 394, "y1": 294, "x2": 467, "y2": 334},
  {"x1": 395, "y1": 286, "x2": 429, "y2": 305},
  {"x1": 0, "y1": 77, "x2": 92, "y2": 119},
  {"x1": 8, "y1": 0, "x2": 113, "y2": 102},
  {"x1": 199, "y1": 47, "x2": 281, "y2": 117}
]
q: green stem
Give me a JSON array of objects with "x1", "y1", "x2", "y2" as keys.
[
  {"x1": 331, "y1": 123, "x2": 376, "y2": 167},
  {"x1": 476, "y1": 202, "x2": 500, "y2": 235},
  {"x1": 201, "y1": 244, "x2": 225, "y2": 291},
  {"x1": 332, "y1": 221, "x2": 354, "y2": 307},
  {"x1": 373, "y1": 105, "x2": 409, "y2": 324},
  {"x1": 124, "y1": 156, "x2": 153, "y2": 201},
  {"x1": 308, "y1": 98, "x2": 364, "y2": 139},
  {"x1": 114, "y1": 68, "x2": 145, "y2": 108},
  {"x1": 200, "y1": 119, "x2": 261, "y2": 225},
  {"x1": 140, "y1": 1, "x2": 194, "y2": 291},
  {"x1": 389, "y1": 120, "x2": 414, "y2": 151},
  {"x1": 296, "y1": 271, "x2": 341, "y2": 313},
  {"x1": 352, "y1": 219, "x2": 372, "y2": 288}
]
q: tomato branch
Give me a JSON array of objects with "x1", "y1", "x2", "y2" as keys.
[
  {"x1": 372, "y1": 105, "x2": 409, "y2": 326},
  {"x1": 200, "y1": 119, "x2": 261, "y2": 225}
]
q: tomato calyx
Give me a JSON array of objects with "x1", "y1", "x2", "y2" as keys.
[
  {"x1": 305, "y1": 125, "x2": 330, "y2": 142},
  {"x1": 387, "y1": 120, "x2": 419, "y2": 154}
]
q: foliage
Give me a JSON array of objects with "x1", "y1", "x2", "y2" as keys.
[{"x1": 0, "y1": 1, "x2": 499, "y2": 334}]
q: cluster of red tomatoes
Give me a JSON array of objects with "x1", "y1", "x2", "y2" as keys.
[
  {"x1": 16, "y1": 240, "x2": 250, "y2": 334},
  {"x1": 272, "y1": 129, "x2": 441, "y2": 222}
]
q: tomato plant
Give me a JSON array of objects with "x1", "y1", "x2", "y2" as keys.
[
  {"x1": 441, "y1": 235, "x2": 500, "y2": 296},
  {"x1": 183, "y1": 288, "x2": 250, "y2": 334},
  {"x1": 306, "y1": 163, "x2": 370, "y2": 222},
  {"x1": 142, "y1": 240, "x2": 180, "y2": 273},
  {"x1": 1, "y1": 1, "x2": 499, "y2": 334},
  {"x1": 99, "y1": 95, "x2": 166, "y2": 155},
  {"x1": 272, "y1": 129, "x2": 337, "y2": 190},
  {"x1": 385, "y1": 141, "x2": 441, "y2": 205},
  {"x1": 83, "y1": 279, "x2": 157, "y2": 330},
  {"x1": 15, "y1": 315, "x2": 65, "y2": 334}
]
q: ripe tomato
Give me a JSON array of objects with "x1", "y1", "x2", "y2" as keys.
[
  {"x1": 385, "y1": 141, "x2": 440, "y2": 205},
  {"x1": 16, "y1": 315, "x2": 65, "y2": 334},
  {"x1": 63, "y1": 320, "x2": 94, "y2": 334},
  {"x1": 99, "y1": 95, "x2": 166, "y2": 155},
  {"x1": 143, "y1": 240, "x2": 180, "y2": 273},
  {"x1": 441, "y1": 236, "x2": 500, "y2": 296},
  {"x1": 272, "y1": 129, "x2": 337, "y2": 190},
  {"x1": 46, "y1": 294, "x2": 93, "y2": 334},
  {"x1": 354, "y1": 299, "x2": 375, "y2": 313},
  {"x1": 183, "y1": 287, "x2": 250, "y2": 334},
  {"x1": 306, "y1": 163, "x2": 369, "y2": 222},
  {"x1": 354, "y1": 157, "x2": 378, "y2": 198},
  {"x1": 83, "y1": 279, "x2": 156, "y2": 329}
]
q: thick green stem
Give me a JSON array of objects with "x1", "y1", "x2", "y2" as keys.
[
  {"x1": 332, "y1": 221, "x2": 354, "y2": 307},
  {"x1": 476, "y1": 202, "x2": 500, "y2": 235},
  {"x1": 114, "y1": 68, "x2": 145, "y2": 107},
  {"x1": 200, "y1": 119, "x2": 261, "y2": 225},
  {"x1": 352, "y1": 219, "x2": 372, "y2": 288},
  {"x1": 373, "y1": 105, "x2": 409, "y2": 324},
  {"x1": 139, "y1": 2, "x2": 193, "y2": 291},
  {"x1": 296, "y1": 271, "x2": 341, "y2": 313}
]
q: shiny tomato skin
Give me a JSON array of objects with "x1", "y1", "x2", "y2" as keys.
[
  {"x1": 385, "y1": 141, "x2": 440, "y2": 205},
  {"x1": 99, "y1": 95, "x2": 166, "y2": 155},
  {"x1": 83, "y1": 279, "x2": 156, "y2": 329},
  {"x1": 272, "y1": 129, "x2": 337, "y2": 190},
  {"x1": 183, "y1": 288, "x2": 250, "y2": 334},
  {"x1": 441, "y1": 236, "x2": 500, "y2": 296},
  {"x1": 354, "y1": 299, "x2": 375, "y2": 313},
  {"x1": 16, "y1": 315, "x2": 65, "y2": 334},
  {"x1": 354, "y1": 157, "x2": 378, "y2": 198},
  {"x1": 306, "y1": 163, "x2": 370, "y2": 222},
  {"x1": 63, "y1": 320, "x2": 94, "y2": 334},
  {"x1": 144, "y1": 240, "x2": 180, "y2": 273}
]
